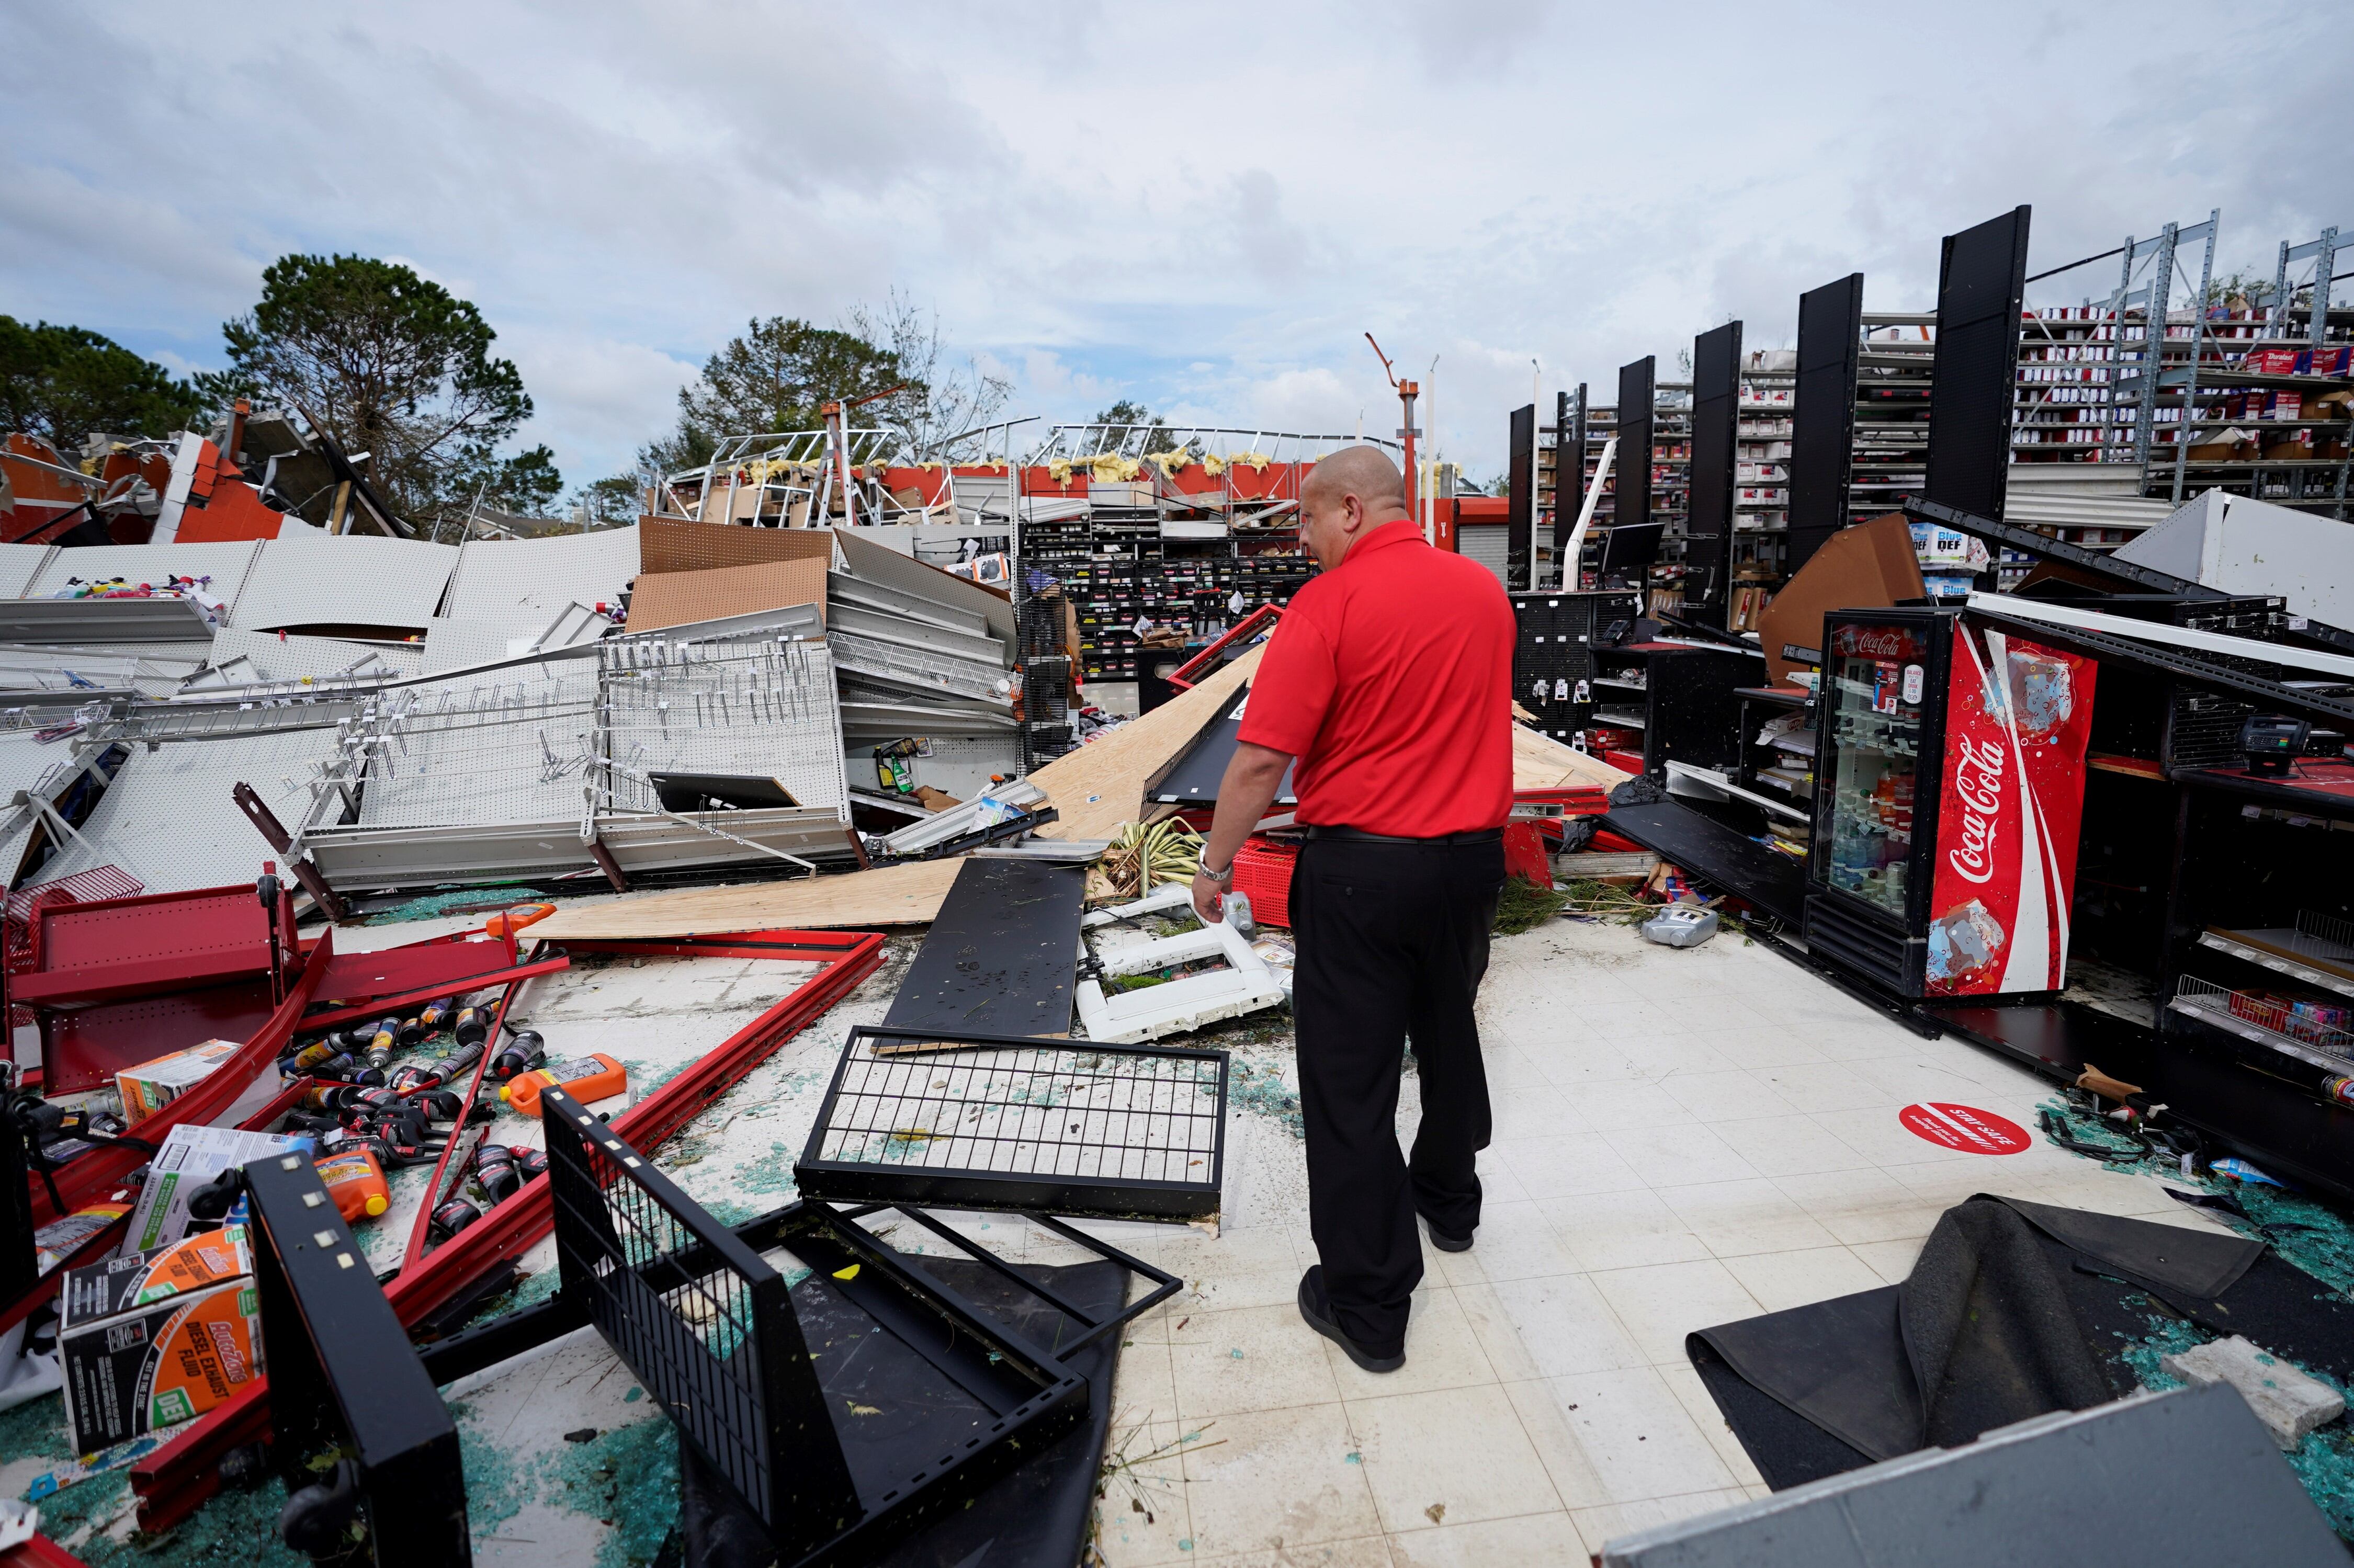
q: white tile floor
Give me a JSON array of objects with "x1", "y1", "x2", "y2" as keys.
[{"x1": 1082, "y1": 916, "x2": 2240, "y2": 1566}]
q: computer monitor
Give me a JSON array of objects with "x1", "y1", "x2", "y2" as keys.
[{"x1": 1599, "y1": 522, "x2": 1663, "y2": 579}]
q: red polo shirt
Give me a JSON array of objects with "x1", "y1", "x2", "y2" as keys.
[{"x1": 1235, "y1": 518, "x2": 1514, "y2": 836}]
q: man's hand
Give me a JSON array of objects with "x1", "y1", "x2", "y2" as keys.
[
  {"x1": 1188, "y1": 740, "x2": 1291, "y2": 928},
  {"x1": 1191, "y1": 869, "x2": 1227, "y2": 926}
]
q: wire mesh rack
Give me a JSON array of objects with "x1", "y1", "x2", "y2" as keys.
[
  {"x1": 2169, "y1": 975, "x2": 2354, "y2": 1073},
  {"x1": 796, "y1": 1026, "x2": 1227, "y2": 1220},
  {"x1": 545, "y1": 1085, "x2": 806, "y2": 1531},
  {"x1": 541, "y1": 1084, "x2": 1096, "y2": 1564}
]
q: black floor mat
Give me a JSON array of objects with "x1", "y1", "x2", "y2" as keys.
[
  {"x1": 681, "y1": 1252, "x2": 1127, "y2": 1567},
  {"x1": 1687, "y1": 1194, "x2": 2311, "y2": 1488}
]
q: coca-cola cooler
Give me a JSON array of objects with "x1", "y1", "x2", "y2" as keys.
[{"x1": 1802, "y1": 608, "x2": 2098, "y2": 998}]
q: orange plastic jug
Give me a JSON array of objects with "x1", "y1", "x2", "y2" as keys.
[
  {"x1": 314, "y1": 1147, "x2": 391, "y2": 1221},
  {"x1": 500, "y1": 1053, "x2": 628, "y2": 1117}
]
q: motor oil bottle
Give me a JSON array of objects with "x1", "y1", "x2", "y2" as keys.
[
  {"x1": 429, "y1": 1198, "x2": 480, "y2": 1239},
  {"x1": 489, "y1": 1030, "x2": 545, "y2": 1082},
  {"x1": 508, "y1": 1146, "x2": 548, "y2": 1180},
  {"x1": 474, "y1": 1144, "x2": 520, "y2": 1204},
  {"x1": 499, "y1": 1053, "x2": 628, "y2": 1117},
  {"x1": 313, "y1": 1146, "x2": 391, "y2": 1222}
]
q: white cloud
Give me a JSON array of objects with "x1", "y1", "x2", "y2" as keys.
[{"x1": 3, "y1": 0, "x2": 2344, "y2": 487}]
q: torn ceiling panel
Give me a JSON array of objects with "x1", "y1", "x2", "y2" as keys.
[
  {"x1": 225, "y1": 533, "x2": 459, "y2": 632},
  {"x1": 442, "y1": 526, "x2": 641, "y2": 624}
]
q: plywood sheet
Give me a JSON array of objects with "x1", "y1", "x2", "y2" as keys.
[
  {"x1": 1029, "y1": 646, "x2": 1263, "y2": 841},
  {"x1": 1512, "y1": 723, "x2": 1632, "y2": 792},
  {"x1": 639, "y1": 516, "x2": 836, "y2": 575},
  {"x1": 528, "y1": 858, "x2": 962, "y2": 940},
  {"x1": 627, "y1": 559, "x2": 828, "y2": 632}
]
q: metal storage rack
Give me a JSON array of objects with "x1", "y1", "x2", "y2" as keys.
[{"x1": 1731, "y1": 350, "x2": 1797, "y2": 629}]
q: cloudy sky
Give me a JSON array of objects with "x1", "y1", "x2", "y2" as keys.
[{"x1": 6, "y1": 2, "x2": 2348, "y2": 492}]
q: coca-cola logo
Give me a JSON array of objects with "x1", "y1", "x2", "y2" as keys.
[
  {"x1": 1840, "y1": 627, "x2": 1911, "y2": 659},
  {"x1": 1946, "y1": 734, "x2": 2005, "y2": 885}
]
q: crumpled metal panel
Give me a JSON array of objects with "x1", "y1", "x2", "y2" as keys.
[
  {"x1": 442, "y1": 527, "x2": 640, "y2": 624},
  {"x1": 199, "y1": 629, "x2": 425, "y2": 685},
  {"x1": 225, "y1": 534, "x2": 459, "y2": 632},
  {"x1": 25, "y1": 725, "x2": 342, "y2": 895}
]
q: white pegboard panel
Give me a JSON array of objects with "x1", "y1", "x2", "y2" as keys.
[
  {"x1": 227, "y1": 534, "x2": 459, "y2": 632},
  {"x1": 602, "y1": 636, "x2": 847, "y2": 815},
  {"x1": 356, "y1": 662, "x2": 603, "y2": 830},
  {"x1": 201, "y1": 629, "x2": 425, "y2": 684},
  {"x1": 21, "y1": 541, "x2": 266, "y2": 618},
  {"x1": 442, "y1": 527, "x2": 640, "y2": 624},
  {"x1": 28, "y1": 724, "x2": 343, "y2": 894}
]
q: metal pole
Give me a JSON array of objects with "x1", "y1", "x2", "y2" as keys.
[
  {"x1": 2171, "y1": 210, "x2": 2220, "y2": 504},
  {"x1": 2313, "y1": 227, "x2": 2340, "y2": 351},
  {"x1": 2133, "y1": 223, "x2": 2179, "y2": 478}
]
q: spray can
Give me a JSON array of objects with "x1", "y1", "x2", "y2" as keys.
[
  {"x1": 390, "y1": 1039, "x2": 484, "y2": 1095},
  {"x1": 297, "y1": 1082, "x2": 359, "y2": 1114},
  {"x1": 2326, "y1": 1076, "x2": 2354, "y2": 1108},
  {"x1": 509, "y1": 1146, "x2": 549, "y2": 1180},
  {"x1": 452, "y1": 1006, "x2": 493, "y2": 1049},
  {"x1": 417, "y1": 997, "x2": 456, "y2": 1036},
  {"x1": 489, "y1": 1030, "x2": 546, "y2": 1082},
  {"x1": 364, "y1": 1017, "x2": 401, "y2": 1072},
  {"x1": 474, "y1": 1144, "x2": 520, "y2": 1204},
  {"x1": 499, "y1": 1054, "x2": 629, "y2": 1117},
  {"x1": 429, "y1": 1198, "x2": 481, "y2": 1240},
  {"x1": 314, "y1": 1146, "x2": 391, "y2": 1222},
  {"x1": 289, "y1": 1035, "x2": 349, "y2": 1072}
]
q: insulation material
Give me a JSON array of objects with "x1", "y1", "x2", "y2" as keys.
[{"x1": 626, "y1": 559, "x2": 827, "y2": 633}]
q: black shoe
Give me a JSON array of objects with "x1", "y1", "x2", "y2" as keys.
[
  {"x1": 1417, "y1": 1208, "x2": 1474, "y2": 1253},
  {"x1": 1297, "y1": 1267, "x2": 1405, "y2": 1373}
]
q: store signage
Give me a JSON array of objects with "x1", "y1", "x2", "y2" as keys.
[
  {"x1": 1898, "y1": 1101, "x2": 2030, "y2": 1155},
  {"x1": 1926, "y1": 625, "x2": 2098, "y2": 996}
]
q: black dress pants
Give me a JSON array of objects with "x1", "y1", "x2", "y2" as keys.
[{"x1": 1289, "y1": 835, "x2": 1505, "y2": 1354}]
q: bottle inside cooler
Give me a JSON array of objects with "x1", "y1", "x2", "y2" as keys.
[{"x1": 1825, "y1": 624, "x2": 1928, "y2": 917}]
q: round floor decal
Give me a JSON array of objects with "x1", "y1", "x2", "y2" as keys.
[{"x1": 1897, "y1": 1102, "x2": 2030, "y2": 1155}]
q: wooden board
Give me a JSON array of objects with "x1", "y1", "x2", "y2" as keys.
[
  {"x1": 1029, "y1": 646, "x2": 1264, "y2": 842},
  {"x1": 627, "y1": 558, "x2": 827, "y2": 632},
  {"x1": 528, "y1": 858, "x2": 963, "y2": 940},
  {"x1": 1512, "y1": 723, "x2": 1632, "y2": 792}
]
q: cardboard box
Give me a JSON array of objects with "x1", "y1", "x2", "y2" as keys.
[
  {"x1": 122, "y1": 1125, "x2": 310, "y2": 1256},
  {"x1": 62, "y1": 1226, "x2": 251, "y2": 1331},
  {"x1": 60, "y1": 1274, "x2": 262, "y2": 1455},
  {"x1": 115, "y1": 1039, "x2": 240, "y2": 1126}
]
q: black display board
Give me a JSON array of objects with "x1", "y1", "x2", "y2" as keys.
[
  {"x1": 1925, "y1": 206, "x2": 2032, "y2": 521},
  {"x1": 1790, "y1": 273, "x2": 1865, "y2": 572},
  {"x1": 1507, "y1": 402, "x2": 1536, "y2": 591},
  {"x1": 1555, "y1": 385, "x2": 1590, "y2": 586},
  {"x1": 1614, "y1": 357, "x2": 1655, "y2": 534},
  {"x1": 1687, "y1": 321, "x2": 1742, "y2": 628}
]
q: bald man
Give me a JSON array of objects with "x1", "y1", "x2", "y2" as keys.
[{"x1": 1190, "y1": 446, "x2": 1515, "y2": 1372}]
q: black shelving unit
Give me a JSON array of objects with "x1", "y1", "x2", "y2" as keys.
[
  {"x1": 1510, "y1": 589, "x2": 1642, "y2": 743},
  {"x1": 1587, "y1": 640, "x2": 1766, "y2": 779}
]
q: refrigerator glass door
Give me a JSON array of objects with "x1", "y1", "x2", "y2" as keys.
[{"x1": 1821, "y1": 620, "x2": 1931, "y2": 918}]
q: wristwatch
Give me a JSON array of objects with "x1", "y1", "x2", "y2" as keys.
[{"x1": 1199, "y1": 859, "x2": 1235, "y2": 885}]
